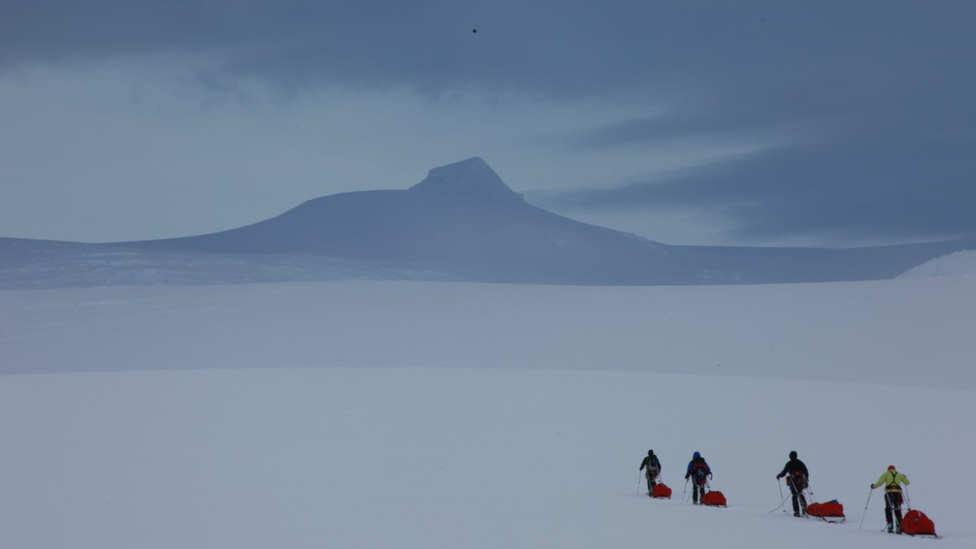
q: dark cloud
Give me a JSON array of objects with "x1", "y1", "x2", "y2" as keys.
[
  {"x1": 5, "y1": 2, "x2": 974, "y2": 120},
  {"x1": 556, "y1": 66, "x2": 976, "y2": 244},
  {"x1": 553, "y1": 129, "x2": 976, "y2": 244},
  {"x1": 3, "y1": 1, "x2": 664, "y2": 95},
  {"x1": 4, "y1": 2, "x2": 970, "y2": 98},
  {"x1": 508, "y1": 1, "x2": 975, "y2": 245}
]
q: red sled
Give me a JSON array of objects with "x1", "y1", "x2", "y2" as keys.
[
  {"x1": 805, "y1": 500, "x2": 846, "y2": 523},
  {"x1": 701, "y1": 491, "x2": 727, "y2": 507},
  {"x1": 901, "y1": 509, "x2": 938, "y2": 537},
  {"x1": 651, "y1": 483, "x2": 672, "y2": 499}
]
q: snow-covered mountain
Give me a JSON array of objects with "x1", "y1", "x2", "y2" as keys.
[
  {"x1": 122, "y1": 158, "x2": 680, "y2": 284},
  {"x1": 898, "y1": 250, "x2": 976, "y2": 278},
  {"x1": 2, "y1": 158, "x2": 975, "y2": 287}
]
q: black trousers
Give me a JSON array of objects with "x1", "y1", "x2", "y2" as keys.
[
  {"x1": 645, "y1": 469, "x2": 659, "y2": 492},
  {"x1": 884, "y1": 492, "x2": 904, "y2": 529},
  {"x1": 789, "y1": 482, "x2": 808, "y2": 516}
]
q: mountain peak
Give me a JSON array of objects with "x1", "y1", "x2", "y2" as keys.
[{"x1": 409, "y1": 158, "x2": 522, "y2": 202}]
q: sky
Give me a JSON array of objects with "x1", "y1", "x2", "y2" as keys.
[{"x1": 2, "y1": 1, "x2": 974, "y2": 247}]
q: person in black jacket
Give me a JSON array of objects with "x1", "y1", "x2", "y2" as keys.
[
  {"x1": 639, "y1": 450, "x2": 662, "y2": 494},
  {"x1": 776, "y1": 451, "x2": 810, "y2": 517}
]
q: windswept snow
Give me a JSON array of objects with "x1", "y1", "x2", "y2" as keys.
[
  {"x1": 1, "y1": 277, "x2": 973, "y2": 548},
  {"x1": 3, "y1": 278, "x2": 974, "y2": 389}
]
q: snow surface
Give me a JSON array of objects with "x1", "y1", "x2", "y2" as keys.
[
  {"x1": 1, "y1": 277, "x2": 974, "y2": 548},
  {"x1": 899, "y1": 250, "x2": 976, "y2": 279}
]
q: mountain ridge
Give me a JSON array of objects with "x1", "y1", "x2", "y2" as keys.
[{"x1": 2, "y1": 158, "x2": 975, "y2": 287}]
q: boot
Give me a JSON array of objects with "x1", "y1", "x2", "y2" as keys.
[{"x1": 885, "y1": 523, "x2": 893, "y2": 533}]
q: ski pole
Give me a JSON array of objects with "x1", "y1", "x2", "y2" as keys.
[
  {"x1": 682, "y1": 478, "x2": 689, "y2": 504},
  {"x1": 777, "y1": 478, "x2": 786, "y2": 513},
  {"x1": 858, "y1": 487, "x2": 873, "y2": 531},
  {"x1": 903, "y1": 486, "x2": 911, "y2": 510},
  {"x1": 638, "y1": 470, "x2": 642, "y2": 495}
]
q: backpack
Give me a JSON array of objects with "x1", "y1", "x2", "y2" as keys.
[
  {"x1": 788, "y1": 470, "x2": 807, "y2": 490},
  {"x1": 901, "y1": 510, "x2": 937, "y2": 537},
  {"x1": 691, "y1": 459, "x2": 708, "y2": 480}
]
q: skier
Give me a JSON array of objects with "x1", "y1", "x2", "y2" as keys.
[
  {"x1": 775, "y1": 450, "x2": 809, "y2": 517},
  {"x1": 639, "y1": 450, "x2": 662, "y2": 494},
  {"x1": 684, "y1": 452, "x2": 711, "y2": 504},
  {"x1": 871, "y1": 465, "x2": 910, "y2": 534}
]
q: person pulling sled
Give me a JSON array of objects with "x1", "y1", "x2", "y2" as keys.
[
  {"x1": 776, "y1": 451, "x2": 809, "y2": 517},
  {"x1": 639, "y1": 450, "x2": 662, "y2": 494},
  {"x1": 871, "y1": 465, "x2": 910, "y2": 534},
  {"x1": 685, "y1": 452, "x2": 711, "y2": 504}
]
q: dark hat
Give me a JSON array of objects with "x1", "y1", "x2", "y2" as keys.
[
  {"x1": 789, "y1": 451, "x2": 798, "y2": 459},
  {"x1": 648, "y1": 449, "x2": 654, "y2": 455}
]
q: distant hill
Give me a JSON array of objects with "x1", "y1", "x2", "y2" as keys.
[
  {"x1": 2, "y1": 157, "x2": 975, "y2": 288},
  {"x1": 124, "y1": 158, "x2": 685, "y2": 284},
  {"x1": 898, "y1": 250, "x2": 976, "y2": 278}
]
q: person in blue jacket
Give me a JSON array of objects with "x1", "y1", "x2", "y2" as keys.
[{"x1": 684, "y1": 452, "x2": 711, "y2": 504}]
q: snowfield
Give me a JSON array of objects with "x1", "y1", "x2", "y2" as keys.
[{"x1": 2, "y1": 273, "x2": 974, "y2": 548}]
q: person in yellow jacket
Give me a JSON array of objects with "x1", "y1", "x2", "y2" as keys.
[{"x1": 871, "y1": 465, "x2": 910, "y2": 534}]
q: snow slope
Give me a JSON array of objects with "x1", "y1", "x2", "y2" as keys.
[
  {"x1": 1, "y1": 277, "x2": 974, "y2": 548},
  {"x1": 899, "y1": 250, "x2": 976, "y2": 278}
]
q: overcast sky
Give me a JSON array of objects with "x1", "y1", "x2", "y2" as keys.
[{"x1": 2, "y1": 1, "x2": 973, "y2": 247}]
